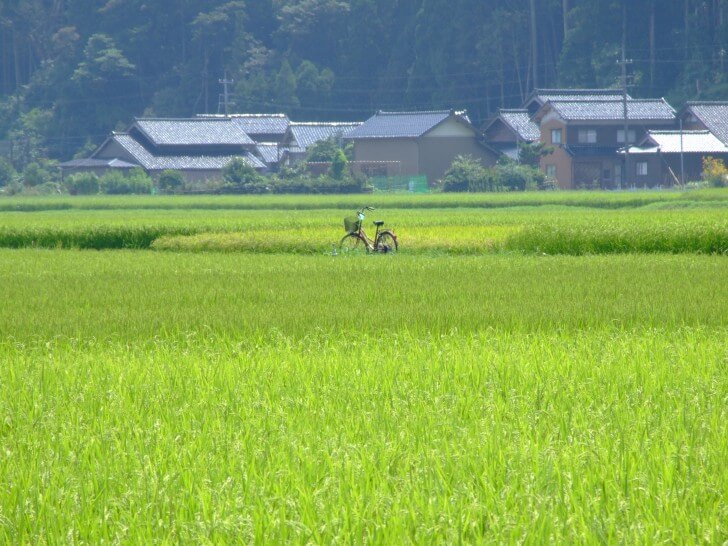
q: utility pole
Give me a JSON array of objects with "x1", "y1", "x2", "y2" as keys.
[
  {"x1": 218, "y1": 71, "x2": 234, "y2": 115},
  {"x1": 530, "y1": 0, "x2": 539, "y2": 90},
  {"x1": 618, "y1": 2, "x2": 633, "y2": 190},
  {"x1": 679, "y1": 116, "x2": 685, "y2": 186}
]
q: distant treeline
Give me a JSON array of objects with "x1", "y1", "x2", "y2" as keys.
[{"x1": 1, "y1": 0, "x2": 727, "y2": 163}]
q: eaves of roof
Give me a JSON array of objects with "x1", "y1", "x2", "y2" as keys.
[
  {"x1": 346, "y1": 110, "x2": 459, "y2": 139},
  {"x1": 109, "y1": 133, "x2": 265, "y2": 171}
]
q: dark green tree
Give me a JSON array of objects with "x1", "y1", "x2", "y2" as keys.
[
  {"x1": 329, "y1": 148, "x2": 348, "y2": 179},
  {"x1": 275, "y1": 59, "x2": 299, "y2": 110},
  {"x1": 518, "y1": 142, "x2": 554, "y2": 168}
]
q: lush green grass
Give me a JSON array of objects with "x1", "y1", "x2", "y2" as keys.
[
  {"x1": 1, "y1": 187, "x2": 727, "y2": 213},
  {"x1": 2, "y1": 330, "x2": 725, "y2": 543},
  {"x1": 0, "y1": 193, "x2": 726, "y2": 542},
  {"x1": 504, "y1": 214, "x2": 728, "y2": 254},
  {"x1": 0, "y1": 250, "x2": 727, "y2": 542},
  {"x1": 1, "y1": 193, "x2": 727, "y2": 254},
  {"x1": 2, "y1": 251, "x2": 726, "y2": 339}
]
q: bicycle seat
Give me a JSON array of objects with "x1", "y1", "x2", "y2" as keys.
[{"x1": 373, "y1": 220, "x2": 385, "y2": 226}]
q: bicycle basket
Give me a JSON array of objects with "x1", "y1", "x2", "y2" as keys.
[{"x1": 343, "y1": 215, "x2": 361, "y2": 233}]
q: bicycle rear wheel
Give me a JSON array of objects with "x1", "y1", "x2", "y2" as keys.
[
  {"x1": 339, "y1": 233, "x2": 368, "y2": 254},
  {"x1": 375, "y1": 231, "x2": 398, "y2": 253}
]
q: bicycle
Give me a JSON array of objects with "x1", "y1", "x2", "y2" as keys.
[{"x1": 340, "y1": 206, "x2": 398, "y2": 253}]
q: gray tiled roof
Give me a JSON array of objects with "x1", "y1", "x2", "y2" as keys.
[
  {"x1": 346, "y1": 110, "x2": 462, "y2": 139},
  {"x1": 110, "y1": 133, "x2": 265, "y2": 171},
  {"x1": 683, "y1": 102, "x2": 728, "y2": 145},
  {"x1": 255, "y1": 143, "x2": 285, "y2": 165},
  {"x1": 60, "y1": 158, "x2": 137, "y2": 169},
  {"x1": 132, "y1": 118, "x2": 255, "y2": 147},
  {"x1": 289, "y1": 122, "x2": 362, "y2": 149},
  {"x1": 528, "y1": 88, "x2": 628, "y2": 105},
  {"x1": 498, "y1": 109, "x2": 540, "y2": 141},
  {"x1": 232, "y1": 114, "x2": 290, "y2": 136},
  {"x1": 630, "y1": 130, "x2": 728, "y2": 154},
  {"x1": 547, "y1": 99, "x2": 675, "y2": 121},
  {"x1": 196, "y1": 114, "x2": 290, "y2": 136}
]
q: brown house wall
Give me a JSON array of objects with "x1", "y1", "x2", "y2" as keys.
[
  {"x1": 418, "y1": 136, "x2": 497, "y2": 183},
  {"x1": 484, "y1": 121, "x2": 516, "y2": 143},
  {"x1": 94, "y1": 140, "x2": 138, "y2": 164},
  {"x1": 563, "y1": 124, "x2": 664, "y2": 146},
  {"x1": 352, "y1": 139, "x2": 419, "y2": 177},
  {"x1": 631, "y1": 152, "x2": 728, "y2": 186},
  {"x1": 539, "y1": 118, "x2": 572, "y2": 188},
  {"x1": 680, "y1": 112, "x2": 707, "y2": 132}
]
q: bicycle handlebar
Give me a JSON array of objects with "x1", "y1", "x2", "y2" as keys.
[{"x1": 357, "y1": 206, "x2": 375, "y2": 214}]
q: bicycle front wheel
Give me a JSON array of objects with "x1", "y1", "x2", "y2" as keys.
[
  {"x1": 339, "y1": 233, "x2": 368, "y2": 254},
  {"x1": 375, "y1": 231, "x2": 398, "y2": 253}
]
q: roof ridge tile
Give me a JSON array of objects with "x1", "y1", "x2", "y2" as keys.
[{"x1": 376, "y1": 110, "x2": 451, "y2": 115}]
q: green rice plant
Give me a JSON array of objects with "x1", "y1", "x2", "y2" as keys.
[
  {"x1": 1, "y1": 187, "x2": 727, "y2": 213},
  {"x1": 2, "y1": 251, "x2": 726, "y2": 340},
  {"x1": 1, "y1": 196, "x2": 726, "y2": 254},
  {"x1": 505, "y1": 217, "x2": 728, "y2": 254},
  {"x1": 0, "y1": 330, "x2": 725, "y2": 543},
  {"x1": 0, "y1": 224, "x2": 198, "y2": 249},
  {"x1": 0, "y1": 249, "x2": 726, "y2": 542}
]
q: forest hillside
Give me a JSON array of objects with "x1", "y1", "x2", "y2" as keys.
[{"x1": 1, "y1": 0, "x2": 727, "y2": 162}]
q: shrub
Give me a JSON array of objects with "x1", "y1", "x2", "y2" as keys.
[
  {"x1": 157, "y1": 170, "x2": 185, "y2": 193},
  {"x1": 306, "y1": 137, "x2": 340, "y2": 162},
  {"x1": 222, "y1": 158, "x2": 267, "y2": 193},
  {"x1": 64, "y1": 172, "x2": 100, "y2": 195},
  {"x1": 330, "y1": 149, "x2": 348, "y2": 180},
  {"x1": 497, "y1": 163, "x2": 544, "y2": 191},
  {"x1": 442, "y1": 155, "x2": 492, "y2": 192},
  {"x1": 442, "y1": 156, "x2": 546, "y2": 192},
  {"x1": 22, "y1": 181, "x2": 64, "y2": 195},
  {"x1": 100, "y1": 168, "x2": 152, "y2": 194},
  {"x1": 269, "y1": 174, "x2": 365, "y2": 194},
  {"x1": 22, "y1": 162, "x2": 52, "y2": 187},
  {"x1": 685, "y1": 180, "x2": 712, "y2": 190},
  {"x1": 701, "y1": 156, "x2": 728, "y2": 187}
]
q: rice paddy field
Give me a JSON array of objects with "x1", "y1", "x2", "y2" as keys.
[{"x1": 0, "y1": 190, "x2": 727, "y2": 543}]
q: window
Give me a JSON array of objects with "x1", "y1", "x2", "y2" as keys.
[
  {"x1": 636, "y1": 161, "x2": 648, "y2": 176},
  {"x1": 551, "y1": 129, "x2": 562, "y2": 145},
  {"x1": 617, "y1": 129, "x2": 637, "y2": 143},
  {"x1": 578, "y1": 129, "x2": 597, "y2": 144},
  {"x1": 545, "y1": 164, "x2": 557, "y2": 178}
]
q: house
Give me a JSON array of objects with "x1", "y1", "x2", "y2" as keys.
[
  {"x1": 523, "y1": 88, "x2": 629, "y2": 116},
  {"x1": 345, "y1": 110, "x2": 498, "y2": 183},
  {"x1": 57, "y1": 157, "x2": 138, "y2": 179},
  {"x1": 195, "y1": 113, "x2": 291, "y2": 171},
  {"x1": 622, "y1": 130, "x2": 728, "y2": 185},
  {"x1": 60, "y1": 117, "x2": 265, "y2": 182},
  {"x1": 533, "y1": 98, "x2": 676, "y2": 188},
  {"x1": 280, "y1": 122, "x2": 362, "y2": 166},
  {"x1": 482, "y1": 109, "x2": 540, "y2": 160}
]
